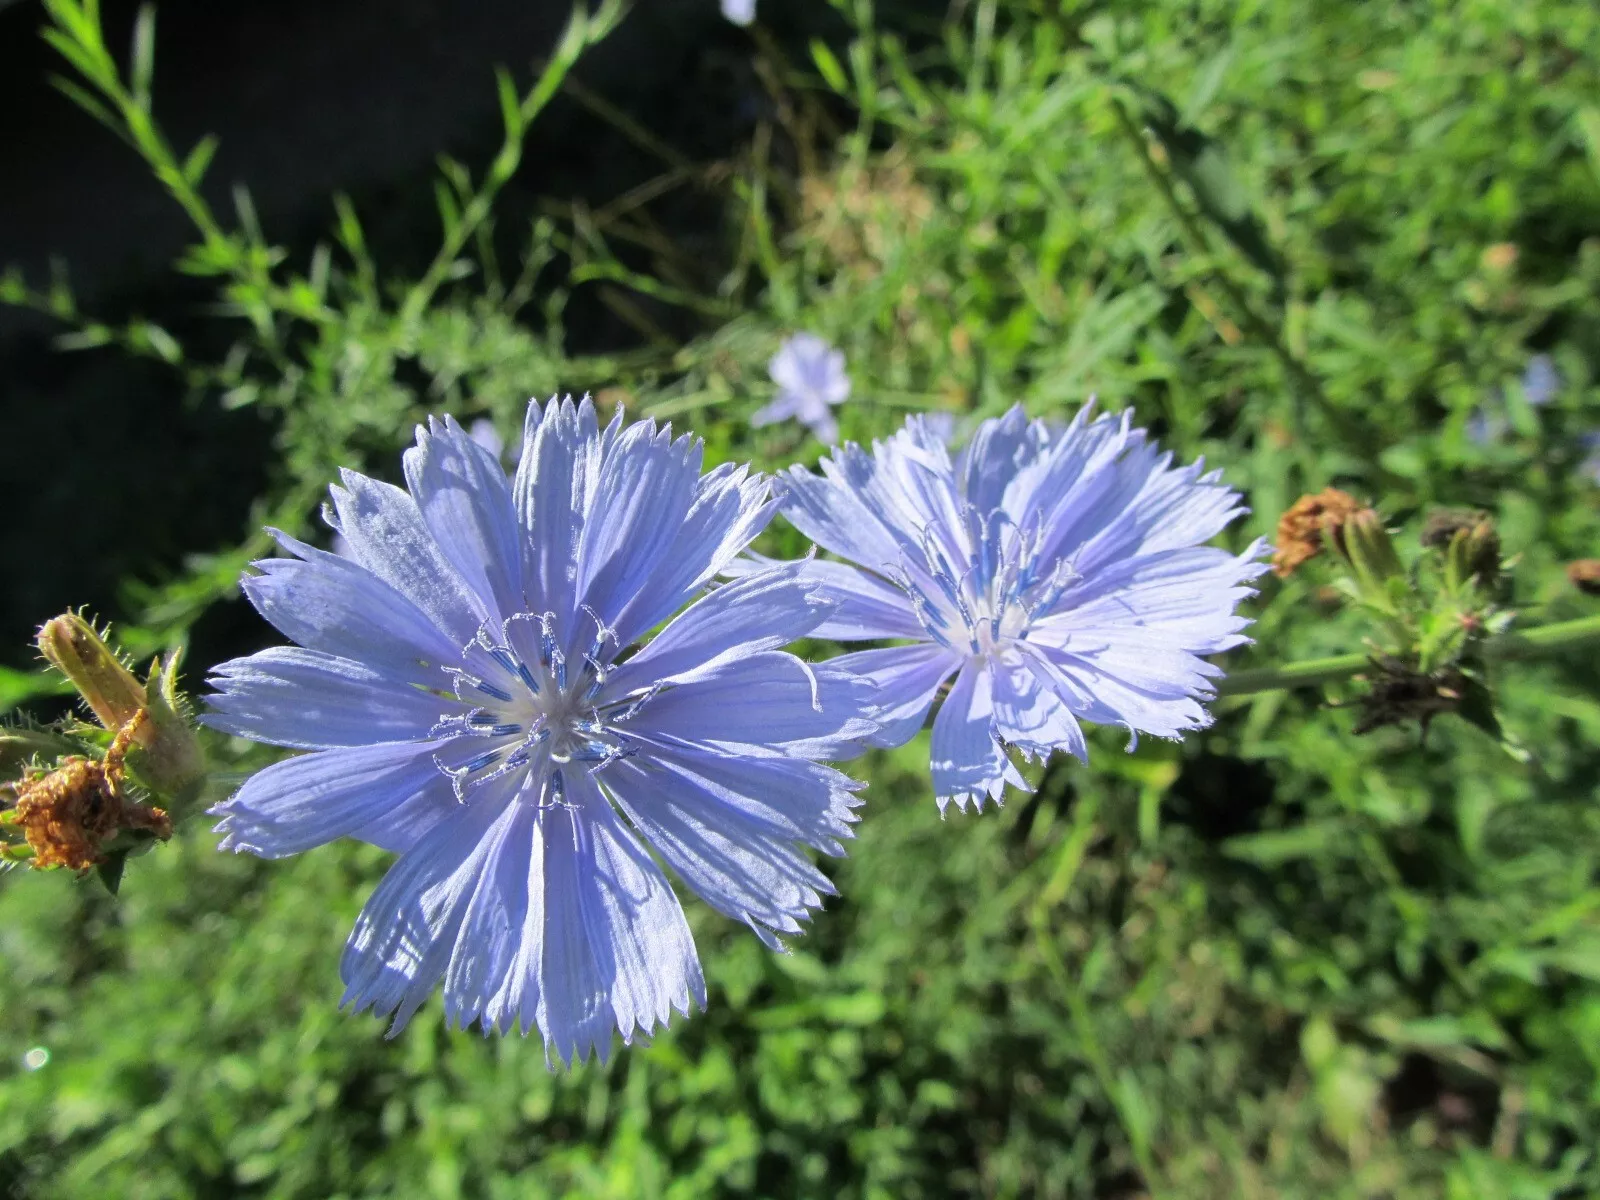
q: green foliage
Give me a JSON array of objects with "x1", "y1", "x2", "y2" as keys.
[{"x1": 4, "y1": 0, "x2": 1600, "y2": 1196}]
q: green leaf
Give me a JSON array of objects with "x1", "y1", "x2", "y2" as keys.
[
  {"x1": 181, "y1": 135, "x2": 218, "y2": 187},
  {"x1": 1132, "y1": 86, "x2": 1286, "y2": 286},
  {"x1": 0, "y1": 666, "x2": 74, "y2": 714},
  {"x1": 1223, "y1": 821, "x2": 1347, "y2": 866},
  {"x1": 810, "y1": 40, "x2": 849, "y2": 94},
  {"x1": 129, "y1": 5, "x2": 156, "y2": 109}
]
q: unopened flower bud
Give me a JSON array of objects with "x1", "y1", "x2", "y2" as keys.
[
  {"x1": 36, "y1": 612, "x2": 143, "y2": 732},
  {"x1": 1422, "y1": 509, "x2": 1500, "y2": 590},
  {"x1": 34, "y1": 612, "x2": 204, "y2": 803}
]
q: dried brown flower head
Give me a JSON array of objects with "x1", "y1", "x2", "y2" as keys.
[
  {"x1": 1272, "y1": 488, "x2": 1368, "y2": 577},
  {"x1": 3, "y1": 710, "x2": 172, "y2": 873},
  {"x1": 1567, "y1": 559, "x2": 1600, "y2": 596}
]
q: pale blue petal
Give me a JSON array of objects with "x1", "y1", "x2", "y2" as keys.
[
  {"x1": 625, "y1": 734, "x2": 862, "y2": 854},
  {"x1": 403, "y1": 415, "x2": 525, "y2": 625},
  {"x1": 328, "y1": 469, "x2": 484, "y2": 644},
  {"x1": 929, "y1": 662, "x2": 1023, "y2": 813},
  {"x1": 1027, "y1": 641, "x2": 1211, "y2": 740},
  {"x1": 777, "y1": 456, "x2": 910, "y2": 575},
  {"x1": 576, "y1": 422, "x2": 707, "y2": 642},
  {"x1": 608, "y1": 463, "x2": 776, "y2": 647},
  {"x1": 210, "y1": 739, "x2": 448, "y2": 858},
  {"x1": 750, "y1": 392, "x2": 803, "y2": 429},
  {"x1": 537, "y1": 773, "x2": 703, "y2": 1064},
  {"x1": 203, "y1": 647, "x2": 460, "y2": 749},
  {"x1": 440, "y1": 794, "x2": 537, "y2": 1032},
  {"x1": 604, "y1": 755, "x2": 838, "y2": 948},
  {"x1": 602, "y1": 565, "x2": 832, "y2": 697},
  {"x1": 826, "y1": 643, "x2": 958, "y2": 747},
  {"x1": 991, "y1": 653, "x2": 1087, "y2": 764},
  {"x1": 955, "y1": 404, "x2": 1048, "y2": 516},
  {"x1": 512, "y1": 395, "x2": 603, "y2": 635},
  {"x1": 624, "y1": 653, "x2": 878, "y2": 759},
  {"x1": 242, "y1": 531, "x2": 461, "y2": 685},
  {"x1": 339, "y1": 786, "x2": 524, "y2": 1034},
  {"x1": 796, "y1": 559, "x2": 924, "y2": 641}
]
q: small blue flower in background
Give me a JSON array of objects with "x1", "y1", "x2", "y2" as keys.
[
  {"x1": 1465, "y1": 408, "x2": 1501, "y2": 447},
  {"x1": 467, "y1": 416, "x2": 507, "y2": 462},
  {"x1": 205, "y1": 397, "x2": 874, "y2": 1060},
  {"x1": 1580, "y1": 431, "x2": 1600, "y2": 485},
  {"x1": 774, "y1": 404, "x2": 1269, "y2": 812},
  {"x1": 1522, "y1": 354, "x2": 1559, "y2": 407},
  {"x1": 752, "y1": 333, "x2": 852, "y2": 444},
  {"x1": 721, "y1": 0, "x2": 756, "y2": 26}
]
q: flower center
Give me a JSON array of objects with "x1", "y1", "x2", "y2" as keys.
[
  {"x1": 431, "y1": 609, "x2": 653, "y2": 802},
  {"x1": 894, "y1": 506, "x2": 1076, "y2": 661}
]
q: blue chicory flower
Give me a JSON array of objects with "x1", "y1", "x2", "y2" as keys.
[
  {"x1": 751, "y1": 333, "x2": 852, "y2": 444},
  {"x1": 467, "y1": 416, "x2": 506, "y2": 461},
  {"x1": 1522, "y1": 354, "x2": 1559, "y2": 407},
  {"x1": 721, "y1": 0, "x2": 756, "y2": 25},
  {"x1": 1580, "y1": 430, "x2": 1600, "y2": 485},
  {"x1": 205, "y1": 396, "x2": 874, "y2": 1060},
  {"x1": 773, "y1": 403, "x2": 1270, "y2": 812}
]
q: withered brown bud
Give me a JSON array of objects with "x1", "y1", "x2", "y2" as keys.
[
  {"x1": 1567, "y1": 559, "x2": 1600, "y2": 596},
  {"x1": 1272, "y1": 488, "x2": 1367, "y2": 578},
  {"x1": 2, "y1": 710, "x2": 172, "y2": 873}
]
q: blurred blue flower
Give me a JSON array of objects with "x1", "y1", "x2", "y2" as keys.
[
  {"x1": 721, "y1": 0, "x2": 755, "y2": 25},
  {"x1": 752, "y1": 333, "x2": 851, "y2": 443},
  {"x1": 1581, "y1": 431, "x2": 1600, "y2": 484},
  {"x1": 467, "y1": 417, "x2": 506, "y2": 462},
  {"x1": 206, "y1": 397, "x2": 873, "y2": 1059},
  {"x1": 1523, "y1": 354, "x2": 1559, "y2": 407},
  {"x1": 774, "y1": 404, "x2": 1269, "y2": 812},
  {"x1": 1465, "y1": 408, "x2": 1501, "y2": 446}
]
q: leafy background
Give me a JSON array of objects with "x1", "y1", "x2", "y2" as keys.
[{"x1": 3, "y1": 0, "x2": 1600, "y2": 1195}]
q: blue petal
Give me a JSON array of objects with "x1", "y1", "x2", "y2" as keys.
[
  {"x1": 210, "y1": 738, "x2": 449, "y2": 858},
  {"x1": 1033, "y1": 542, "x2": 1269, "y2": 655},
  {"x1": 624, "y1": 734, "x2": 862, "y2": 854},
  {"x1": 403, "y1": 415, "x2": 525, "y2": 626},
  {"x1": 203, "y1": 647, "x2": 459, "y2": 749},
  {"x1": 512, "y1": 396, "x2": 605, "y2": 638},
  {"x1": 608, "y1": 463, "x2": 775, "y2": 647},
  {"x1": 536, "y1": 772, "x2": 703, "y2": 1064},
  {"x1": 750, "y1": 392, "x2": 803, "y2": 429},
  {"x1": 604, "y1": 755, "x2": 839, "y2": 948},
  {"x1": 991, "y1": 652, "x2": 1087, "y2": 763},
  {"x1": 328, "y1": 469, "x2": 484, "y2": 645},
  {"x1": 1025, "y1": 641, "x2": 1211, "y2": 741},
  {"x1": 955, "y1": 403, "x2": 1048, "y2": 516},
  {"x1": 929, "y1": 662, "x2": 1023, "y2": 813},
  {"x1": 339, "y1": 785, "x2": 526, "y2": 1034},
  {"x1": 777, "y1": 453, "x2": 910, "y2": 575},
  {"x1": 795, "y1": 559, "x2": 923, "y2": 641},
  {"x1": 241, "y1": 531, "x2": 461, "y2": 685},
  {"x1": 602, "y1": 564, "x2": 833, "y2": 696},
  {"x1": 826, "y1": 643, "x2": 957, "y2": 747},
  {"x1": 575, "y1": 421, "x2": 704, "y2": 645},
  {"x1": 625, "y1": 652, "x2": 878, "y2": 760},
  {"x1": 439, "y1": 792, "x2": 537, "y2": 1033}
]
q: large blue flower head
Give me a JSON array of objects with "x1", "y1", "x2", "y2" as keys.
[
  {"x1": 205, "y1": 396, "x2": 874, "y2": 1061},
  {"x1": 775, "y1": 403, "x2": 1270, "y2": 812}
]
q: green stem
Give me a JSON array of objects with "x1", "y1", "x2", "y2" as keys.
[{"x1": 1219, "y1": 614, "x2": 1600, "y2": 696}]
